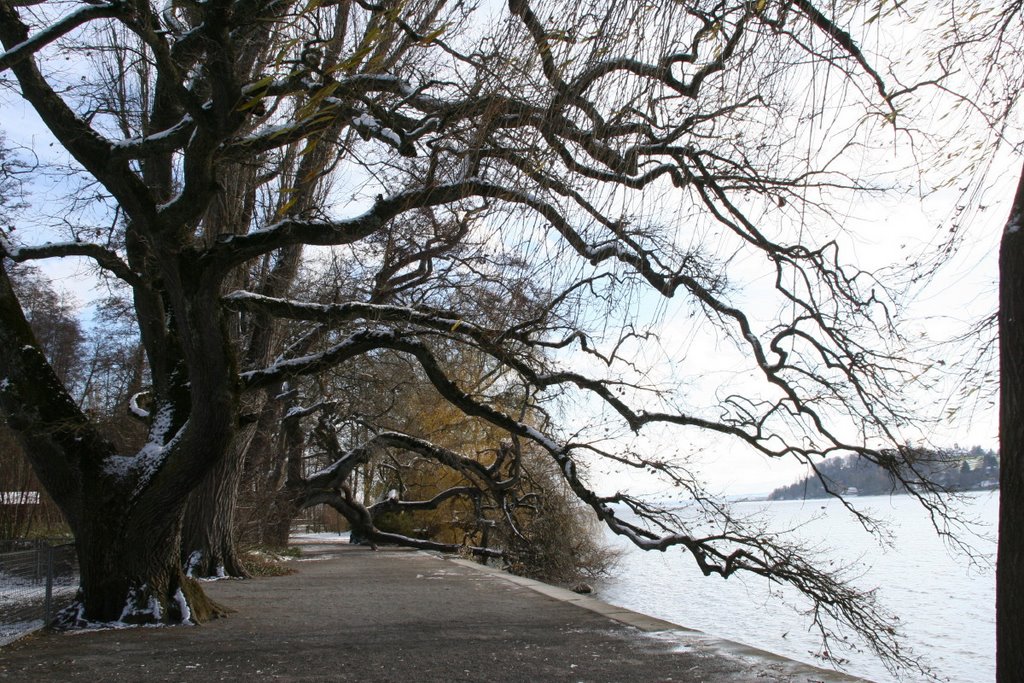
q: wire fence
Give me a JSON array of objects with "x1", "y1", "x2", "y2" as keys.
[{"x1": 0, "y1": 540, "x2": 78, "y2": 646}]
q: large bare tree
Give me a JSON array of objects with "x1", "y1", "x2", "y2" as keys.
[{"x1": 0, "y1": 0, "x2": 969, "y2": 672}]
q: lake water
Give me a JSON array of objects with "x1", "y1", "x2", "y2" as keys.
[{"x1": 594, "y1": 492, "x2": 998, "y2": 682}]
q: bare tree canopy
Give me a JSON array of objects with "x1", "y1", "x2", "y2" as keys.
[{"x1": 0, "y1": 0, "x2": 997, "y2": 676}]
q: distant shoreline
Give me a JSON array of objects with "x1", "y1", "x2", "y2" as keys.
[{"x1": 768, "y1": 483, "x2": 999, "y2": 502}]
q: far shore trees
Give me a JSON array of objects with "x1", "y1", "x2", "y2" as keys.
[
  {"x1": 0, "y1": 0, "x2": 1010, "y2": 675},
  {"x1": 768, "y1": 447, "x2": 1001, "y2": 501}
]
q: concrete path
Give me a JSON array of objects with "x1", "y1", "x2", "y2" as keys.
[{"x1": 0, "y1": 538, "x2": 869, "y2": 682}]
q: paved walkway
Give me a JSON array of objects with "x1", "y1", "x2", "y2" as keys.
[{"x1": 0, "y1": 538, "x2": 868, "y2": 682}]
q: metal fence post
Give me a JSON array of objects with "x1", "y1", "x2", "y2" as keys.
[{"x1": 43, "y1": 544, "x2": 54, "y2": 626}]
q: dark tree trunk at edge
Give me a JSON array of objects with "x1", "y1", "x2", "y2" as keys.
[{"x1": 998, "y1": 161, "x2": 1024, "y2": 682}]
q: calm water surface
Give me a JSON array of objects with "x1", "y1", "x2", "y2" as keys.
[{"x1": 595, "y1": 492, "x2": 997, "y2": 682}]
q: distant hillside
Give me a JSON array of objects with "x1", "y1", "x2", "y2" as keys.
[{"x1": 768, "y1": 446, "x2": 999, "y2": 500}]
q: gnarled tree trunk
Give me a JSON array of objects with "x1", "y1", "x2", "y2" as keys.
[
  {"x1": 73, "y1": 495, "x2": 223, "y2": 624},
  {"x1": 0, "y1": 264, "x2": 228, "y2": 623}
]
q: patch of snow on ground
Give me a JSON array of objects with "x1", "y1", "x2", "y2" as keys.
[
  {"x1": 0, "y1": 619, "x2": 42, "y2": 646},
  {"x1": 290, "y1": 531, "x2": 350, "y2": 543},
  {"x1": 0, "y1": 573, "x2": 78, "y2": 610},
  {"x1": 0, "y1": 572, "x2": 78, "y2": 646}
]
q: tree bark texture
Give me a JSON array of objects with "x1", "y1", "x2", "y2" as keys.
[
  {"x1": 73, "y1": 497, "x2": 223, "y2": 624},
  {"x1": 259, "y1": 399, "x2": 307, "y2": 548},
  {"x1": 180, "y1": 430, "x2": 251, "y2": 579},
  {"x1": 998, "y1": 161, "x2": 1024, "y2": 682},
  {"x1": 223, "y1": 385, "x2": 306, "y2": 550}
]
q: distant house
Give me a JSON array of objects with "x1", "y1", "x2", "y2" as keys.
[
  {"x1": 0, "y1": 491, "x2": 40, "y2": 505},
  {"x1": 845, "y1": 487, "x2": 859, "y2": 496}
]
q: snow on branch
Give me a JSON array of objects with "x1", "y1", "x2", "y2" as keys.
[
  {"x1": 225, "y1": 288, "x2": 854, "y2": 467},
  {"x1": 205, "y1": 178, "x2": 509, "y2": 270},
  {"x1": 223, "y1": 290, "x2": 525, "y2": 349},
  {"x1": 240, "y1": 328, "x2": 403, "y2": 390},
  {"x1": 368, "y1": 485, "x2": 481, "y2": 515},
  {"x1": 107, "y1": 116, "x2": 196, "y2": 160},
  {"x1": 128, "y1": 391, "x2": 151, "y2": 420},
  {"x1": 1, "y1": 238, "x2": 142, "y2": 287},
  {"x1": 292, "y1": 422, "x2": 512, "y2": 559},
  {"x1": 0, "y1": 2, "x2": 123, "y2": 73},
  {"x1": 224, "y1": 74, "x2": 417, "y2": 158},
  {"x1": 103, "y1": 403, "x2": 187, "y2": 498}
]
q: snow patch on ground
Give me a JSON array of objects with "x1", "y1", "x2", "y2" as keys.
[
  {"x1": 0, "y1": 574, "x2": 78, "y2": 609},
  {"x1": 0, "y1": 570, "x2": 78, "y2": 645},
  {"x1": 293, "y1": 555, "x2": 336, "y2": 562},
  {"x1": 54, "y1": 600, "x2": 181, "y2": 634},
  {"x1": 290, "y1": 531, "x2": 350, "y2": 543},
  {"x1": 0, "y1": 619, "x2": 43, "y2": 647},
  {"x1": 639, "y1": 629, "x2": 706, "y2": 655},
  {"x1": 195, "y1": 574, "x2": 241, "y2": 583}
]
